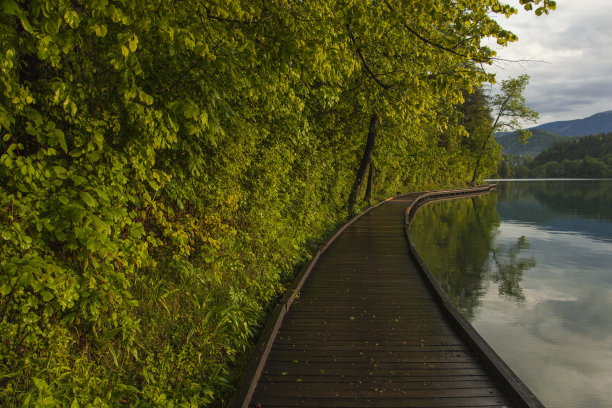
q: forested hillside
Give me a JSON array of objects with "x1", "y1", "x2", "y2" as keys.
[
  {"x1": 0, "y1": 0, "x2": 554, "y2": 406},
  {"x1": 497, "y1": 132, "x2": 612, "y2": 178},
  {"x1": 535, "y1": 132, "x2": 612, "y2": 163},
  {"x1": 496, "y1": 128, "x2": 564, "y2": 155}
]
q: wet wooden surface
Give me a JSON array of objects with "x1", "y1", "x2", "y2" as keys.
[{"x1": 248, "y1": 195, "x2": 516, "y2": 407}]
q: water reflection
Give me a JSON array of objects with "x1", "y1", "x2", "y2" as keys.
[
  {"x1": 410, "y1": 180, "x2": 612, "y2": 408},
  {"x1": 496, "y1": 180, "x2": 612, "y2": 242},
  {"x1": 410, "y1": 193, "x2": 536, "y2": 319},
  {"x1": 490, "y1": 235, "x2": 535, "y2": 303}
]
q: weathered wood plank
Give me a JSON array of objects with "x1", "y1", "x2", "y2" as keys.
[
  {"x1": 273, "y1": 338, "x2": 465, "y2": 347},
  {"x1": 248, "y1": 395, "x2": 509, "y2": 408},
  {"x1": 261, "y1": 361, "x2": 487, "y2": 373},
  {"x1": 253, "y1": 383, "x2": 504, "y2": 399},
  {"x1": 259, "y1": 375, "x2": 494, "y2": 384}
]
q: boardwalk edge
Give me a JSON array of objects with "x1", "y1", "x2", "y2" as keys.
[{"x1": 404, "y1": 184, "x2": 545, "y2": 408}]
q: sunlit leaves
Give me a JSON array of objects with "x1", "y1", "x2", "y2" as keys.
[
  {"x1": 0, "y1": 0, "x2": 553, "y2": 405},
  {"x1": 520, "y1": 0, "x2": 557, "y2": 15}
]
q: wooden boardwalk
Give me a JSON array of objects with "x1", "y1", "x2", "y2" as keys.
[{"x1": 229, "y1": 188, "x2": 542, "y2": 407}]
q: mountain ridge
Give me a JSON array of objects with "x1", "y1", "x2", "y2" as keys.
[{"x1": 533, "y1": 110, "x2": 612, "y2": 136}]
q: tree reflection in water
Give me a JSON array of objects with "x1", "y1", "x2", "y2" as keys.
[
  {"x1": 410, "y1": 192, "x2": 536, "y2": 320},
  {"x1": 491, "y1": 236, "x2": 535, "y2": 303}
]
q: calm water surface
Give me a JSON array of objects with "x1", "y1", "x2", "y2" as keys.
[{"x1": 410, "y1": 180, "x2": 612, "y2": 408}]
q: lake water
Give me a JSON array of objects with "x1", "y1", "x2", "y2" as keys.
[{"x1": 410, "y1": 180, "x2": 612, "y2": 407}]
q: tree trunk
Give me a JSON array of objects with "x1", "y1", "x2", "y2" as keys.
[
  {"x1": 349, "y1": 113, "x2": 378, "y2": 213},
  {"x1": 470, "y1": 134, "x2": 491, "y2": 185},
  {"x1": 365, "y1": 161, "x2": 375, "y2": 202},
  {"x1": 470, "y1": 154, "x2": 482, "y2": 185}
]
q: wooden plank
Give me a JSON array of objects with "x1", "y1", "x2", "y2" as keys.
[
  {"x1": 265, "y1": 354, "x2": 476, "y2": 364},
  {"x1": 261, "y1": 367, "x2": 491, "y2": 378},
  {"x1": 260, "y1": 375, "x2": 494, "y2": 384},
  {"x1": 271, "y1": 345, "x2": 469, "y2": 353},
  {"x1": 262, "y1": 361, "x2": 487, "y2": 373},
  {"x1": 248, "y1": 396, "x2": 509, "y2": 408},
  {"x1": 253, "y1": 383, "x2": 504, "y2": 398},
  {"x1": 285, "y1": 312, "x2": 447, "y2": 320},
  {"x1": 267, "y1": 347, "x2": 471, "y2": 356},
  {"x1": 274, "y1": 337, "x2": 465, "y2": 347}
]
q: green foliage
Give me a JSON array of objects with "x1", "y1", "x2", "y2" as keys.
[
  {"x1": 469, "y1": 75, "x2": 539, "y2": 184},
  {"x1": 491, "y1": 75, "x2": 539, "y2": 135},
  {"x1": 535, "y1": 132, "x2": 612, "y2": 164},
  {"x1": 0, "y1": 0, "x2": 555, "y2": 406},
  {"x1": 497, "y1": 132, "x2": 612, "y2": 178}
]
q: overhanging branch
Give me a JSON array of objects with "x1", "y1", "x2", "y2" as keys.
[
  {"x1": 383, "y1": 0, "x2": 490, "y2": 64},
  {"x1": 346, "y1": 24, "x2": 392, "y2": 90}
]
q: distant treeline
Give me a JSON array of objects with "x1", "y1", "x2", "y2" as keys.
[{"x1": 497, "y1": 132, "x2": 612, "y2": 178}]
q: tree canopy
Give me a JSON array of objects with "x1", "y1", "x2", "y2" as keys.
[
  {"x1": 470, "y1": 74, "x2": 539, "y2": 184},
  {"x1": 0, "y1": 0, "x2": 555, "y2": 406}
]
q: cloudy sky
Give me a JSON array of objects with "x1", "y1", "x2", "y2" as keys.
[{"x1": 483, "y1": 0, "x2": 612, "y2": 125}]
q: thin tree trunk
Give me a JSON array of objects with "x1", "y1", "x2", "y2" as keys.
[
  {"x1": 470, "y1": 139, "x2": 488, "y2": 185},
  {"x1": 470, "y1": 131, "x2": 499, "y2": 186},
  {"x1": 349, "y1": 113, "x2": 378, "y2": 213},
  {"x1": 471, "y1": 93, "x2": 513, "y2": 185},
  {"x1": 366, "y1": 161, "x2": 375, "y2": 202}
]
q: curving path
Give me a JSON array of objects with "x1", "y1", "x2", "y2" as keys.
[{"x1": 229, "y1": 188, "x2": 542, "y2": 408}]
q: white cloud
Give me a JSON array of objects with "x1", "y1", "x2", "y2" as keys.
[{"x1": 483, "y1": 0, "x2": 612, "y2": 124}]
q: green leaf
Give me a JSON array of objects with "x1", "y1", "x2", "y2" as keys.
[
  {"x1": 71, "y1": 174, "x2": 87, "y2": 186},
  {"x1": 1, "y1": 0, "x2": 21, "y2": 17},
  {"x1": 64, "y1": 10, "x2": 80, "y2": 28},
  {"x1": 129, "y1": 35, "x2": 138, "y2": 52},
  {"x1": 32, "y1": 377, "x2": 47, "y2": 391},
  {"x1": 53, "y1": 166, "x2": 68, "y2": 179},
  {"x1": 58, "y1": 134, "x2": 67, "y2": 153},
  {"x1": 79, "y1": 191, "x2": 98, "y2": 208},
  {"x1": 41, "y1": 290, "x2": 54, "y2": 302},
  {"x1": 93, "y1": 24, "x2": 107, "y2": 37}
]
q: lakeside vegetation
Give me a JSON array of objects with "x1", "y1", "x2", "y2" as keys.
[
  {"x1": 497, "y1": 132, "x2": 612, "y2": 178},
  {"x1": 0, "y1": 1, "x2": 555, "y2": 406}
]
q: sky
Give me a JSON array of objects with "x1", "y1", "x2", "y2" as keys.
[{"x1": 483, "y1": 0, "x2": 612, "y2": 126}]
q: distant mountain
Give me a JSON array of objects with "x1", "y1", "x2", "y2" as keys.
[
  {"x1": 534, "y1": 110, "x2": 612, "y2": 136},
  {"x1": 496, "y1": 129, "x2": 566, "y2": 156},
  {"x1": 495, "y1": 110, "x2": 612, "y2": 156}
]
